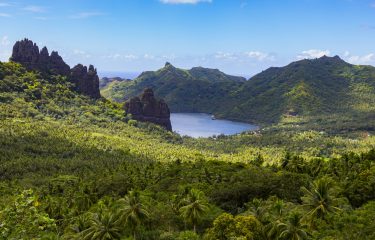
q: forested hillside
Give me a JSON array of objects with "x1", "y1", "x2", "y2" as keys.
[
  {"x1": 1, "y1": 41, "x2": 375, "y2": 239},
  {"x1": 103, "y1": 56, "x2": 375, "y2": 131},
  {"x1": 101, "y1": 62, "x2": 245, "y2": 114}
]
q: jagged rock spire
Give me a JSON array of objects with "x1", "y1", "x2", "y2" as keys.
[
  {"x1": 10, "y1": 38, "x2": 70, "y2": 76},
  {"x1": 124, "y1": 88, "x2": 172, "y2": 131},
  {"x1": 10, "y1": 38, "x2": 101, "y2": 99},
  {"x1": 71, "y1": 64, "x2": 101, "y2": 99}
]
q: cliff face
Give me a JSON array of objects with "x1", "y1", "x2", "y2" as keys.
[
  {"x1": 71, "y1": 64, "x2": 101, "y2": 99},
  {"x1": 10, "y1": 39, "x2": 100, "y2": 99},
  {"x1": 124, "y1": 88, "x2": 172, "y2": 131},
  {"x1": 10, "y1": 39, "x2": 71, "y2": 77}
]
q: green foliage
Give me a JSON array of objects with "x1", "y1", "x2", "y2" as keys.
[
  {"x1": 204, "y1": 213, "x2": 263, "y2": 240},
  {"x1": 80, "y1": 211, "x2": 122, "y2": 240},
  {"x1": 301, "y1": 177, "x2": 343, "y2": 223},
  {"x1": 179, "y1": 189, "x2": 209, "y2": 232},
  {"x1": 0, "y1": 189, "x2": 57, "y2": 239},
  {"x1": 314, "y1": 201, "x2": 375, "y2": 240},
  {"x1": 176, "y1": 231, "x2": 200, "y2": 240},
  {"x1": 277, "y1": 212, "x2": 308, "y2": 240},
  {"x1": 1, "y1": 59, "x2": 375, "y2": 240},
  {"x1": 117, "y1": 190, "x2": 150, "y2": 239}
]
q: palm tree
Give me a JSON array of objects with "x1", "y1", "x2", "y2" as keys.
[
  {"x1": 117, "y1": 190, "x2": 150, "y2": 240},
  {"x1": 246, "y1": 198, "x2": 266, "y2": 222},
  {"x1": 265, "y1": 199, "x2": 285, "y2": 239},
  {"x1": 278, "y1": 213, "x2": 308, "y2": 240},
  {"x1": 63, "y1": 214, "x2": 91, "y2": 240},
  {"x1": 179, "y1": 189, "x2": 209, "y2": 233},
  {"x1": 80, "y1": 211, "x2": 122, "y2": 240},
  {"x1": 266, "y1": 220, "x2": 281, "y2": 240},
  {"x1": 301, "y1": 177, "x2": 341, "y2": 223}
]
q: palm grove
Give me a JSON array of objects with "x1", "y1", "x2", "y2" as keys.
[{"x1": 0, "y1": 39, "x2": 375, "y2": 239}]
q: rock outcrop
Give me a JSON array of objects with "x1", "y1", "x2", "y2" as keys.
[
  {"x1": 10, "y1": 39, "x2": 101, "y2": 99},
  {"x1": 124, "y1": 88, "x2": 172, "y2": 131},
  {"x1": 71, "y1": 64, "x2": 101, "y2": 99},
  {"x1": 10, "y1": 39, "x2": 70, "y2": 76}
]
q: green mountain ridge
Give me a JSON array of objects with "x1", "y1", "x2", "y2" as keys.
[
  {"x1": 102, "y1": 56, "x2": 375, "y2": 130},
  {"x1": 102, "y1": 62, "x2": 246, "y2": 114}
]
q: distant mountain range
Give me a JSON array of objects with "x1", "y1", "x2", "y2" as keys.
[{"x1": 101, "y1": 56, "x2": 375, "y2": 129}]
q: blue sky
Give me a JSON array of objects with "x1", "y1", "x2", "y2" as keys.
[{"x1": 0, "y1": 0, "x2": 375, "y2": 76}]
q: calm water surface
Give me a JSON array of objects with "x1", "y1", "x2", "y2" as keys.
[{"x1": 171, "y1": 113, "x2": 259, "y2": 138}]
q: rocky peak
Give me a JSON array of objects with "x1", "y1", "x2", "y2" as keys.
[
  {"x1": 10, "y1": 39, "x2": 70, "y2": 76},
  {"x1": 10, "y1": 38, "x2": 40, "y2": 69},
  {"x1": 10, "y1": 39, "x2": 101, "y2": 99},
  {"x1": 39, "y1": 47, "x2": 49, "y2": 65},
  {"x1": 124, "y1": 88, "x2": 172, "y2": 131},
  {"x1": 71, "y1": 64, "x2": 101, "y2": 99},
  {"x1": 164, "y1": 62, "x2": 176, "y2": 71},
  {"x1": 141, "y1": 88, "x2": 155, "y2": 102}
]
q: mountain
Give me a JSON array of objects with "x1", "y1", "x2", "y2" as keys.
[
  {"x1": 100, "y1": 77, "x2": 130, "y2": 89},
  {"x1": 101, "y1": 62, "x2": 246, "y2": 114},
  {"x1": 102, "y1": 56, "x2": 375, "y2": 129},
  {"x1": 229, "y1": 56, "x2": 375, "y2": 124}
]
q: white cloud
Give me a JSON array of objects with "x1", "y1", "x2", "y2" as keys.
[
  {"x1": 106, "y1": 54, "x2": 139, "y2": 61},
  {"x1": 144, "y1": 54, "x2": 156, "y2": 60},
  {"x1": 297, "y1": 49, "x2": 331, "y2": 59},
  {"x1": 1, "y1": 35, "x2": 9, "y2": 46},
  {"x1": 0, "y1": 2, "x2": 12, "y2": 7},
  {"x1": 160, "y1": 0, "x2": 212, "y2": 4},
  {"x1": 344, "y1": 51, "x2": 375, "y2": 65},
  {"x1": 214, "y1": 52, "x2": 237, "y2": 60},
  {"x1": 0, "y1": 35, "x2": 11, "y2": 61},
  {"x1": 104, "y1": 53, "x2": 177, "y2": 62},
  {"x1": 69, "y1": 12, "x2": 105, "y2": 19},
  {"x1": 0, "y1": 12, "x2": 11, "y2": 17},
  {"x1": 245, "y1": 51, "x2": 274, "y2": 61},
  {"x1": 23, "y1": 5, "x2": 46, "y2": 13},
  {"x1": 214, "y1": 51, "x2": 275, "y2": 62},
  {"x1": 73, "y1": 49, "x2": 92, "y2": 59}
]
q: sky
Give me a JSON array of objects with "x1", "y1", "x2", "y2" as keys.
[{"x1": 0, "y1": 0, "x2": 375, "y2": 77}]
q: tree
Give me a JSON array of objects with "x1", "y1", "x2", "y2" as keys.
[
  {"x1": 179, "y1": 189, "x2": 209, "y2": 233},
  {"x1": 301, "y1": 177, "x2": 341, "y2": 223},
  {"x1": 177, "y1": 230, "x2": 200, "y2": 240},
  {"x1": 117, "y1": 190, "x2": 150, "y2": 240},
  {"x1": 246, "y1": 198, "x2": 266, "y2": 222},
  {"x1": 80, "y1": 211, "x2": 122, "y2": 240},
  {"x1": 265, "y1": 199, "x2": 285, "y2": 240},
  {"x1": 278, "y1": 212, "x2": 308, "y2": 240},
  {"x1": 204, "y1": 213, "x2": 263, "y2": 240}
]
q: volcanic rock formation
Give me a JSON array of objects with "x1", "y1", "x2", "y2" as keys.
[
  {"x1": 10, "y1": 39, "x2": 101, "y2": 99},
  {"x1": 71, "y1": 64, "x2": 101, "y2": 99},
  {"x1": 124, "y1": 88, "x2": 172, "y2": 131},
  {"x1": 10, "y1": 39, "x2": 70, "y2": 76}
]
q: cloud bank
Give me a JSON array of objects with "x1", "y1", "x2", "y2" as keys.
[{"x1": 297, "y1": 49, "x2": 331, "y2": 59}]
